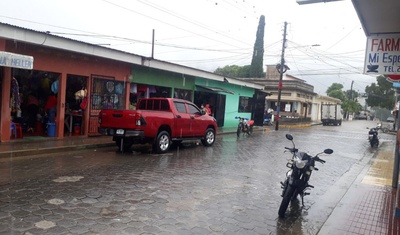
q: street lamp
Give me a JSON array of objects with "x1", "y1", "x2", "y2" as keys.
[{"x1": 275, "y1": 22, "x2": 288, "y2": 131}]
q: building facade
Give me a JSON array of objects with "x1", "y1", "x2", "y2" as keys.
[{"x1": 0, "y1": 23, "x2": 264, "y2": 142}]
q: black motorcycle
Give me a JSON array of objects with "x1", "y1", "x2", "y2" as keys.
[
  {"x1": 368, "y1": 127, "x2": 379, "y2": 147},
  {"x1": 278, "y1": 134, "x2": 333, "y2": 218}
]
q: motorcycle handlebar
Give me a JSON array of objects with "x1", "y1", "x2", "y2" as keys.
[
  {"x1": 314, "y1": 157, "x2": 326, "y2": 164},
  {"x1": 284, "y1": 147, "x2": 298, "y2": 152}
]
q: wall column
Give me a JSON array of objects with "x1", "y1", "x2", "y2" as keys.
[
  {"x1": 0, "y1": 67, "x2": 12, "y2": 142},
  {"x1": 56, "y1": 73, "x2": 67, "y2": 138}
]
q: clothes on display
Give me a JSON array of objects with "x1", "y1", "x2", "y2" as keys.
[
  {"x1": 44, "y1": 93, "x2": 57, "y2": 123},
  {"x1": 11, "y1": 77, "x2": 21, "y2": 114}
]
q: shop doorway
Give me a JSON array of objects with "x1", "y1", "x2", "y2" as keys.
[
  {"x1": 65, "y1": 75, "x2": 88, "y2": 136},
  {"x1": 194, "y1": 91, "x2": 226, "y2": 127},
  {"x1": 11, "y1": 69, "x2": 60, "y2": 138}
]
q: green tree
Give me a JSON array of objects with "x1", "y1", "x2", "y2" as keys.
[
  {"x1": 345, "y1": 89, "x2": 358, "y2": 101},
  {"x1": 215, "y1": 65, "x2": 242, "y2": 77},
  {"x1": 326, "y1": 83, "x2": 362, "y2": 117},
  {"x1": 214, "y1": 65, "x2": 251, "y2": 78},
  {"x1": 342, "y1": 100, "x2": 362, "y2": 115},
  {"x1": 214, "y1": 15, "x2": 265, "y2": 79},
  {"x1": 365, "y1": 75, "x2": 395, "y2": 110},
  {"x1": 326, "y1": 83, "x2": 343, "y2": 96},
  {"x1": 326, "y1": 83, "x2": 346, "y2": 102},
  {"x1": 249, "y1": 15, "x2": 265, "y2": 78}
]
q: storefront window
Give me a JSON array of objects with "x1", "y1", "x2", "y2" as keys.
[
  {"x1": 238, "y1": 96, "x2": 252, "y2": 113},
  {"x1": 174, "y1": 88, "x2": 192, "y2": 101},
  {"x1": 129, "y1": 83, "x2": 171, "y2": 110},
  {"x1": 91, "y1": 77, "x2": 125, "y2": 110}
]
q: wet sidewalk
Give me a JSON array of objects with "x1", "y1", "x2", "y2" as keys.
[{"x1": 318, "y1": 140, "x2": 400, "y2": 235}]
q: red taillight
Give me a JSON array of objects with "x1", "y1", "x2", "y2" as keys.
[{"x1": 135, "y1": 113, "x2": 142, "y2": 126}]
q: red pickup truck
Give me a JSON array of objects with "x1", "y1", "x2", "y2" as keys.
[{"x1": 98, "y1": 98, "x2": 217, "y2": 154}]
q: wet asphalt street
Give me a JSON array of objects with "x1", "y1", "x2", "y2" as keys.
[{"x1": 0, "y1": 120, "x2": 396, "y2": 235}]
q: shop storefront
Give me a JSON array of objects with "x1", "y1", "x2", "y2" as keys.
[{"x1": 0, "y1": 39, "x2": 131, "y2": 142}]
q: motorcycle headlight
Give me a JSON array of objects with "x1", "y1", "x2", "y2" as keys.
[
  {"x1": 295, "y1": 159, "x2": 307, "y2": 169},
  {"x1": 286, "y1": 160, "x2": 293, "y2": 168}
]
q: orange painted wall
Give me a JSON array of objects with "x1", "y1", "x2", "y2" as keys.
[
  {"x1": 1, "y1": 39, "x2": 132, "y2": 141},
  {"x1": 6, "y1": 41, "x2": 131, "y2": 79}
]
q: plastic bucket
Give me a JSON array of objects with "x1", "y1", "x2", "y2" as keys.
[
  {"x1": 73, "y1": 123, "x2": 80, "y2": 135},
  {"x1": 47, "y1": 123, "x2": 56, "y2": 137}
]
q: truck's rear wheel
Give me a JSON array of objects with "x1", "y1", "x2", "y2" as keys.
[
  {"x1": 153, "y1": 131, "x2": 171, "y2": 154},
  {"x1": 201, "y1": 128, "x2": 215, "y2": 146}
]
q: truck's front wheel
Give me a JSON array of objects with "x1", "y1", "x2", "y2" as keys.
[
  {"x1": 201, "y1": 128, "x2": 215, "y2": 146},
  {"x1": 153, "y1": 131, "x2": 171, "y2": 154}
]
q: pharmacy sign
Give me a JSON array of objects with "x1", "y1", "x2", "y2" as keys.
[{"x1": 364, "y1": 35, "x2": 400, "y2": 75}]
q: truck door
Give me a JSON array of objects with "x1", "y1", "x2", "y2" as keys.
[
  {"x1": 187, "y1": 102, "x2": 204, "y2": 137},
  {"x1": 173, "y1": 101, "x2": 191, "y2": 137}
]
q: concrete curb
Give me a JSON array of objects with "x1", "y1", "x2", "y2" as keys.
[{"x1": 0, "y1": 142, "x2": 115, "y2": 159}]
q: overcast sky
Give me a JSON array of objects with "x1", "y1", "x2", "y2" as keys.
[{"x1": 0, "y1": 0, "x2": 377, "y2": 95}]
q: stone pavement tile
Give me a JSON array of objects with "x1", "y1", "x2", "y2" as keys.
[{"x1": 318, "y1": 141, "x2": 399, "y2": 235}]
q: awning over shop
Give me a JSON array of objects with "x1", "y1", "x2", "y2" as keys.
[
  {"x1": 257, "y1": 90, "x2": 272, "y2": 96},
  {"x1": 196, "y1": 85, "x2": 235, "y2": 94}
]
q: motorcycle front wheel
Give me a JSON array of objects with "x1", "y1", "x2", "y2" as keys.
[
  {"x1": 278, "y1": 185, "x2": 296, "y2": 218},
  {"x1": 237, "y1": 124, "x2": 242, "y2": 137}
]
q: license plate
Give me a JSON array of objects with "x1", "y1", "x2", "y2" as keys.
[{"x1": 116, "y1": 129, "x2": 124, "y2": 135}]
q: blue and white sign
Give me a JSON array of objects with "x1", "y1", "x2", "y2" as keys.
[{"x1": 0, "y1": 51, "x2": 34, "y2": 69}]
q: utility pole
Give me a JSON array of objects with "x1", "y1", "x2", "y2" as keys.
[
  {"x1": 347, "y1": 80, "x2": 354, "y2": 120},
  {"x1": 275, "y1": 22, "x2": 288, "y2": 131},
  {"x1": 151, "y1": 29, "x2": 155, "y2": 59}
]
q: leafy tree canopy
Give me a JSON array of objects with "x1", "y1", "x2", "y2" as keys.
[
  {"x1": 214, "y1": 65, "x2": 251, "y2": 78},
  {"x1": 365, "y1": 75, "x2": 395, "y2": 110},
  {"x1": 326, "y1": 83, "x2": 346, "y2": 102},
  {"x1": 326, "y1": 82, "x2": 362, "y2": 115},
  {"x1": 326, "y1": 83, "x2": 344, "y2": 96},
  {"x1": 214, "y1": 15, "x2": 265, "y2": 79}
]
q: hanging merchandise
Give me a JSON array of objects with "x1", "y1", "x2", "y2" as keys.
[
  {"x1": 11, "y1": 77, "x2": 21, "y2": 113},
  {"x1": 80, "y1": 97, "x2": 88, "y2": 110},
  {"x1": 110, "y1": 94, "x2": 119, "y2": 104},
  {"x1": 41, "y1": 73, "x2": 51, "y2": 91},
  {"x1": 51, "y1": 80, "x2": 59, "y2": 94},
  {"x1": 106, "y1": 81, "x2": 114, "y2": 93},
  {"x1": 115, "y1": 83, "x2": 123, "y2": 95},
  {"x1": 74, "y1": 88, "x2": 87, "y2": 100}
]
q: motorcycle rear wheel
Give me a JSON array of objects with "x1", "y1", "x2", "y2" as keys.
[
  {"x1": 278, "y1": 185, "x2": 295, "y2": 218},
  {"x1": 247, "y1": 125, "x2": 253, "y2": 135}
]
